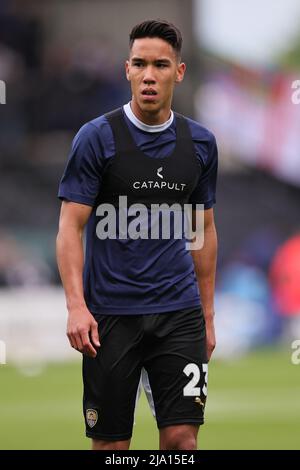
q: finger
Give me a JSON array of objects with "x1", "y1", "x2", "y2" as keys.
[
  {"x1": 80, "y1": 331, "x2": 97, "y2": 358},
  {"x1": 73, "y1": 331, "x2": 84, "y2": 352},
  {"x1": 67, "y1": 332, "x2": 78, "y2": 350},
  {"x1": 91, "y1": 322, "x2": 100, "y2": 348}
]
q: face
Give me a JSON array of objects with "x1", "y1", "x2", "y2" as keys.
[{"x1": 126, "y1": 37, "x2": 186, "y2": 124}]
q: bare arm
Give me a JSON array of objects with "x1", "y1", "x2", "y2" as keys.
[
  {"x1": 191, "y1": 208, "x2": 217, "y2": 360},
  {"x1": 56, "y1": 201, "x2": 100, "y2": 357}
]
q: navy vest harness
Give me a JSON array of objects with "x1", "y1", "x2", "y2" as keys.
[{"x1": 98, "y1": 108, "x2": 201, "y2": 207}]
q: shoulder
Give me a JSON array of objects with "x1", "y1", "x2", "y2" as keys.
[
  {"x1": 74, "y1": 115, "x2": 112, "y2": 145},
  {"x1": 178, "y1": 115, "x2": 218, "y2": 168},
  {"x1": 183, "y1": 115, "x2": 217, "y2": 147},
  {"x1": 72, "y1": 114, "x2": 114, "y2": 158}
]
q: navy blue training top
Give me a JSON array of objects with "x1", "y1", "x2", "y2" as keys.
[{"x1": 58, "y1": 104, "x2": 218, "y2": 315}]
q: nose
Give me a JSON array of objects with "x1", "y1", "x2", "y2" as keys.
[{"x1": 143, "y1": 66, "x2": 156, "y2": 84}]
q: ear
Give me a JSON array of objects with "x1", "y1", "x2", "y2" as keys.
[
  {"x1": 125, "y1": 60, "x2": 130, "y2": 81},
  {"x1": 175, "y1": 62, "x2": 186, "y2": 83}
]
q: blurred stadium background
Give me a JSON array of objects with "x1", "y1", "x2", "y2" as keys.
[{"x1": 0, "y1": 0, "x2": 300, "y2": 449}]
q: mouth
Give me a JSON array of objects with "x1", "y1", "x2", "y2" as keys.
[{"x1": 141, "y1": 89, "x2": 158, "y2": 102}]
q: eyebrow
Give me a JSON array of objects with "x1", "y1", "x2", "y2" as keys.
[{"x1": 131, "y1": 57, "x2": 172, "y2": 64}]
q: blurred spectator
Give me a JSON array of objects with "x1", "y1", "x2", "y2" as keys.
[
  {"x1": 28, "y1": 39, "x2": 129, "y2": 132},
  {"x1": 269, "y1": 234, "x2": 300, "y2": 339},
  {"x1": 0, "y1": 232, "x2": 52, "y2": 287},
  {"x1": 214, "y1": 262, "x2": 282, "y2": 359},
  {"x1": 0, "y1": 10, "x2": 42, "y2": 69}
]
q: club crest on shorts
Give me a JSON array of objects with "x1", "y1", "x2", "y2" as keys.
[{"x1": 86, "y1": 409, "x2": 98, "y2": 428}]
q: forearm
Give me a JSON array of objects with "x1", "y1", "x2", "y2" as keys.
[
  {"x1": 191, "y1": 224, "x2": 218, "y2": 320},
  {"x1": 56, "y1": 227, "x2": 87, "y2": 311},
  {"x1": 56, "y1": 201, "x2": 99, "y2": 357}
]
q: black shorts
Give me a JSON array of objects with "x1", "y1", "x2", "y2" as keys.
[{"x1": 83, "y1": 307, "x2": 208, "y2": 441}]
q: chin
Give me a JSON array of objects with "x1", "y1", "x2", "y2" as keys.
[{"x1": 140, "y1": 101, "x2": 159, "y2": 113}]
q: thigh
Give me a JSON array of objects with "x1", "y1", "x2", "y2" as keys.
[
  {"x1": 83, "y1": 314, "x2": 143, "y2": 441},
  {"x1": 144, "y1": 308, "x2": 208, "y2": 429}
]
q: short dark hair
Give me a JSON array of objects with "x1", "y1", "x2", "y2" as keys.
[{"x1": 129, "y1": 20, "x2": 182, "y2": 59}]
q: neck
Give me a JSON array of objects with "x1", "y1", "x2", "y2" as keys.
[{"x1": 130, "y1": 99, "x2": 171, "y2": 125}]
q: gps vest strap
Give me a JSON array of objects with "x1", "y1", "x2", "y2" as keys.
[{"x1": 98, "y1": 107, "x2": 201, "y2": 207}]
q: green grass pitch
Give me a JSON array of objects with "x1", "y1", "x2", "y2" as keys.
[{"x1": 0, "y1": 347, "x2": 299, "y2": 449}]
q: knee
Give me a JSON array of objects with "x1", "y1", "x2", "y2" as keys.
[
  {"x1": 162, "y1": 429, "x2": 197, "y2": 450},
  {"x1": 92, "y1": 439, "x2": 130, "y2": 450}
]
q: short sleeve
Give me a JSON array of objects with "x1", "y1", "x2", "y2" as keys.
[
  {"x1": 58, "y1": 123, "x2": 105, "y2": 206},
  {"x1": 189, "y1": 134, "x2": 218, "y2": 210}
]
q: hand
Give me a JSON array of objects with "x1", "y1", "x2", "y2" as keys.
[
  {"x1": 67, "y1": 306, "x2": 100, "y2": 358},
  {"x1": 205, "y1": 316, "x2": 216, "y2": 361}
]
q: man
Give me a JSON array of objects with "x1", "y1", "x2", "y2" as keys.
[{"x1": 56, "y1": 19, "x2": 218, "y2": 450}]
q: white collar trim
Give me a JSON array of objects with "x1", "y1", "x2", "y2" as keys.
[{"x1": 123, "y1": 102, "x2": 174, "y2": 133}]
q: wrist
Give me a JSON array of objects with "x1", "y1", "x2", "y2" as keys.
[
  {"x1": 67, "y1": 299, "x2": 87, "y2": 313},
  {"x1": 202, "y1": 309, "x2": 215, "y2": 321}
]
